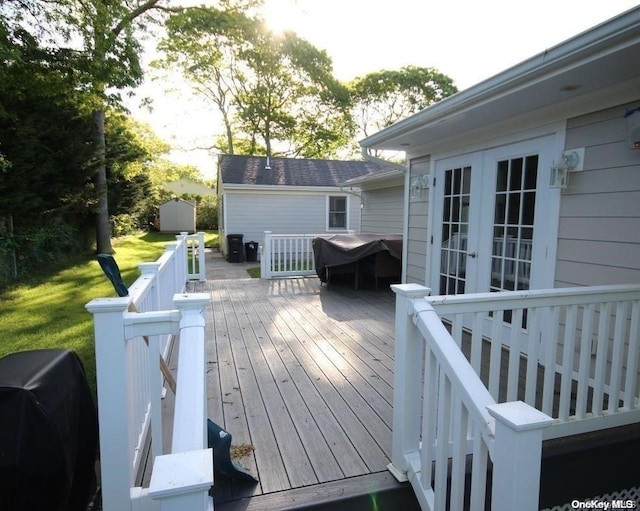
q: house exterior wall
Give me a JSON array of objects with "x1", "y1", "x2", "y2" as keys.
[
  {"x1": 219, "y1": 189, "x2": 361, "y2": 255},
  {"x1": 405, "y1": 157, "x2": 431, "y2": 285},
  {"x1": 159, "y1": 199, "x2": 196, "y2": 233},
  {"x1": 360, "y1": 185, "x2": 404, "y2": 234},
  {"x1": 556, "y1": 100, "x2": 640, "y2": 287}
]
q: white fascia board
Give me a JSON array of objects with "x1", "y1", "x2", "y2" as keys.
[
  {"x1": 360, "y1": 6, "x2": 640, "y2": 149},
  {"x1": 341, "y1": 169, "x2": 406, "y2": 189},
  {"x1": 222, "y1": 184, "x2": 352, "y2": 194}
]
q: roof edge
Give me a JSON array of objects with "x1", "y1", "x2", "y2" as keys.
[{"x1": 360, "y1": 6, "x2": 640, "y2": 148}]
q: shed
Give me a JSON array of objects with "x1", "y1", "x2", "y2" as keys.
[
  {"x1": 217, "y1": 155, "x2": 395, "y2": 259},
  {"x1": 159, "y1": 198, "x2": 196, "y2": 233}
]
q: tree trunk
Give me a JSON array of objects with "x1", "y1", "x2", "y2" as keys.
[{"x1": 93, "y1": 108, "x2": 113, "y2": 254}]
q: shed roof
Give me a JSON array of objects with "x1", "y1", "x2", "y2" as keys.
[{"x1": 219, "y1": 155, "x2": 394, "y2": 187}]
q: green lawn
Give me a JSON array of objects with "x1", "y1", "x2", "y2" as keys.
[{"x1": 0, "y1": 231, "x2": 218, "y2": 398}]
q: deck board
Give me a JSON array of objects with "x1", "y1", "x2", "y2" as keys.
[{"x1": 191, "y1": 276, "x2": 399, "y2": 506}]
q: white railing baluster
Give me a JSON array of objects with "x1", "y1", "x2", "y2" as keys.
[
  {"x1": 542, "y1": 306, "x2": 560, "y2": 416},
  {"x1": 524, "y1": 307, "x2": 540, "y2": 407},
  {"x1": 506, "y1": 308, "x2": 523, "y2": 402},
  {"x1": 488, "y1": 313, "x2": 502, "y2": 400},
  {"x1": 609, "y1": 301, "x2": 629, "y2": 413},
  {"x1": 559, "y1": 304, "x2": 578, "y2": 421},
  {"x1": 624, "y1": 301, "x2": 640, "y2": 408},
  {"x1": 594, "y1": 301, "x2": 612, "y2": 415},
  {"x1": 576, "y1": 303, "x2": 595, "y2": 418}
]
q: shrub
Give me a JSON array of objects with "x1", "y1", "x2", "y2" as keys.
[{"x1": 196, "y1": 196, "x2": 218, "y2": 230}]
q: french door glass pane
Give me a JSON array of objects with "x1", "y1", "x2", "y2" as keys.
[
  {"x1": 490, "y1": 155, "x2": 538, "y2": 324},
  {"x1": 439, "y1": 166, "x2": 471, "y2": 295}
]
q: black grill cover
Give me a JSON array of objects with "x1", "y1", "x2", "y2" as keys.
[
  {"x1": 312, "y1": 234, "x2": 403, "y2": 283},
  {"x1": 0, "y1": 349, "x2": 98, "y2": 511}
]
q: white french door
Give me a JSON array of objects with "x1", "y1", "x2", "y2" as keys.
[{"x1": 430, "y1": 135, "x2": 558, "y2": 339}]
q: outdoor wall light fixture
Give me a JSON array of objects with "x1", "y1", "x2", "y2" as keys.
[
  {"x1": 625, "y1": 107, "x2": 640, "y2": 149},
  {"x1": 410, "y1": 174, "x2": 430, "y2": 198},
  {"x1": 550, "y1": 149, "x2": 582, "y2": 189}
]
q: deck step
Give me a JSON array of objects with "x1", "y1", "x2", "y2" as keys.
[
  {"x1": 540, "y1": 422, "x2": 640, "y2": 509},
  {"x1": 213, "y1": 471, "x2": 420, "y2": 511}
]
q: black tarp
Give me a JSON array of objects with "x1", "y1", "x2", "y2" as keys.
[
  {"x1": 0, "y1": 349, "x2": 98, "y2": 511},
  {"x1": 312, "y1": 234, "x2": 403, "y2": 283}
]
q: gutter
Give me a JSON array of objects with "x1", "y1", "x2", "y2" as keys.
[{"x1": 360, "y1": 147, "x2": 407, "y2": 172}]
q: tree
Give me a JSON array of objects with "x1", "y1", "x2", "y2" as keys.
[
  {"x1": 156, "y1": 6, "x2": 354, "y2": 158},
  {"x1": 349, "y1": 66, "x2": 458, "y2": 151},
  {"x1": 2, "y1": 0, "x2": 182, "y2": 253},
  {"x1": 0, "y1": 21, "x2": 97, "y2": 226}
]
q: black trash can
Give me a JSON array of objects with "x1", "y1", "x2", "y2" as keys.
[
  {"x1": 227, "y1": 234, "x2": 244, "y2": 262},
  {"x1": 0, "y1": 349, "x2": 98, "y2": 511},
  {"x1": 245, "y1": 241, "x2": 259, "y2": 262}
]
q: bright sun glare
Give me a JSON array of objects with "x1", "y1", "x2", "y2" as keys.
[{"x1": 261, "y1": 0, "x2": 301, "y2": 34}]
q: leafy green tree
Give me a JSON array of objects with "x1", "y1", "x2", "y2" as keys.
[
  {"x1": 0, "y1": 22, "x2": 97, "y2": 227},
  {"x1": 2, "y1": 0, "x2": 184, "y2": 253},
  {"x1": 156, "y1": 6, "x2": 354, "y2": 158},
  {"x1": 349, "y1": 66, "x2": 458, "y2": 149}
]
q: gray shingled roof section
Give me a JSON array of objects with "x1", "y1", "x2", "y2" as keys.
[{"x1": 219, "y1": 154, "x2": 394, "y2": 187}]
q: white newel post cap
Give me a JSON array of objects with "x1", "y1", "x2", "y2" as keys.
[{"x1": 487, "y1": 401, "x2": 554, "y2": 431}]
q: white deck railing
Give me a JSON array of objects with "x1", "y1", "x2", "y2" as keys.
[
  {"x1": 261, "y1": 231, "x2": 319, "y2": 279},
  {"x1": 86, "y1": 232, "x2": 212, "y2": 511},
  {"x1": 391, "y1": 283, "x2": 640, "y2": 511}
]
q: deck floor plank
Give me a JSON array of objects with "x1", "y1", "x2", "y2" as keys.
[
  {"x1": 270, "y1": 287, "x2": 394, "y2": 429},
  {"x1": 251, "y1": 282, "x2": 391, "y2": 470},
  {"x1": 226, "y1": 280, "x2": 334, "y2": 486},
  {"x1": 199, "y1": 276, "x2": 397, "y2": 505},
  {"x1": 216, "y1": 281, "x2": 291, "y2": 495}
]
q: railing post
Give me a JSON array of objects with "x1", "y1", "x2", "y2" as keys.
[
  {"x1": 262, "y1": 231, "x2": 273, "y2": 279},
  {"x1": 487, "y1": 401, "x2": 553, "y2": 511},
  {"x1": 85, "y1": 297, "x2": 133, "y2": 511},
  {"x1": 389, "y1": 284, "x2": 432, "y2": 482},
  {"x1": 149, "y1": 449, "x2": 213, "y2": 511},
  {"x1": 196, "y1": 232, "x2": 206, "y2": 282},
  {"x1": 149, "y1": 293, "x2": 212, "y2": 511},
  {"x1": 172, "y1": 293, "x2": 210, "y2": 452}
]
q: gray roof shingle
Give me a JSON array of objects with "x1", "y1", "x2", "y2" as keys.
[{"x1": 219, "y1": 155, "x2": 395, "y2": 187}]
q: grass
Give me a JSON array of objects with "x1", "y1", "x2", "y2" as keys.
[{"x1": 0, "y1": 230, "x2": 219, "y2": 399}]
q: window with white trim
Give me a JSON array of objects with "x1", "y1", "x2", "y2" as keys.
[{"x1": 328, "y1": 196, "x2": 347, "y2": 229}]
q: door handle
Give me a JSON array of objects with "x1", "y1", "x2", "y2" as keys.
[{"x1": 467, "y1": 252, "x2": 477, "y2": 258}]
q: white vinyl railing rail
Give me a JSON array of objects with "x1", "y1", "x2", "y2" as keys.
[
  {"x1": 85, "y1": 233, "x2": 211, "y2": 511},
  {"x1": 391, "y1": 283, "x2": 640, "y2": 511},
  {"x1": 391, "y1": 284, "x2": 553, "y2": 511},
  {"x1": 261, "y1": 231, "x2": 319, "y2": 279}
]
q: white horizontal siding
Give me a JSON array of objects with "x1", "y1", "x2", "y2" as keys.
[
  {"x1": 223, "y1": 190, "x2": 360, "y2": 249},
  {"x1": 360, "y1": 186, "x2": 404, "y2": 234},
  {"x1": 406, "y1": 157, "x2": 430, "y2": 285},
  {"x1": 556, "y1": 100, "x2": 640, "y2": 287}
]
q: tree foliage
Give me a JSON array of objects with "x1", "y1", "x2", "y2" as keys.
[
  {"x1": 156, "y1": 5, "x2": 354, "y2": 158},
  {"x1": 349, "y1": 66, "x2": 458, "y2": 139}
]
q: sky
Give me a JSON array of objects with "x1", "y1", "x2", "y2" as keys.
[{"x1": 126, "y1": 0, "x2": 640, "y2": 178}]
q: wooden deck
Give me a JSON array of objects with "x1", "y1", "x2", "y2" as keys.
[{"x1": 187, "y1": 273, "x2": 417, "y2": 510}]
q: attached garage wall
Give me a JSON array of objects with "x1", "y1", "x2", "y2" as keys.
[
  {"x1": 556, "y1": 100, "x2": 640, "y2": 287},
  {"x1": 360, "y1": 185, "x2": 404, "y2": 234}
]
